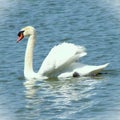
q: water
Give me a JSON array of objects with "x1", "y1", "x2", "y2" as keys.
[{"x1": 0, "y1": 0, "x2": 120, "y2": 120}]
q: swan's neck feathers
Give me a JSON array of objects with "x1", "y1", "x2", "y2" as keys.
[{"x1": 24, "y1": 35, "x2": 36, "y2": 77}]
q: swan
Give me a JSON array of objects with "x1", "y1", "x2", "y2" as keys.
[{"x1": 17, "y1": 26, "x2": 109, "y2": 79}]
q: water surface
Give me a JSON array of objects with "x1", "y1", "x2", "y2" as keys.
[{"x1": 0, "y1": 0, "x2": 120, "y2": 120}]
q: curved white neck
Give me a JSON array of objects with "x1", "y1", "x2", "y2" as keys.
[{"x1": 24, "y1": 35, "x2": 36, "y2": 77}]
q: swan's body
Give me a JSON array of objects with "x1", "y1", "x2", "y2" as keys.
[{"x1": 17, "y1": 26, "x2": 109, "y2": 79}]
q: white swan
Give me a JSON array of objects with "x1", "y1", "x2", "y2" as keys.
[{"x1": 17, "y1": 26, "x2": 109, "y2": 79}]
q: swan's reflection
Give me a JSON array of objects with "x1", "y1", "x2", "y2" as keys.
[
  {"x1": 24, "y1": 76, "x2": 102, "y2": 114},
  {"x1": 24, "y1": 78, "x2": 39, "y2": 99}
]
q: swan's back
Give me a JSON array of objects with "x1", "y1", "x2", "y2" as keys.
[{"x1": 39, "y1": 43, "x2": 87, "y2": 77}]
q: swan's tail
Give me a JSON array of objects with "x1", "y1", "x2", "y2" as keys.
[
  {"x1": 88, "y1": 63, "x2": 109, "y2": 75},
  {"x1": 58, "y1": 63, "x2": 109, "y2": 79}
]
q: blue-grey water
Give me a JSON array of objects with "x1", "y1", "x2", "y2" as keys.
[{"x1": 0, "y1": 0, "x2": 120, "y2": 120}]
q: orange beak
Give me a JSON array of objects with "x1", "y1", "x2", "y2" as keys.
[{"x1": 17, "y1": 31, "x2": 24, "y2": 43}]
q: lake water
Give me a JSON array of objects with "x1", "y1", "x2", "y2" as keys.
[{"x1": 0, "y1": 0, "x2": 120, "y2": 120}]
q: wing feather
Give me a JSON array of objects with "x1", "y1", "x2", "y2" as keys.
[{"x1": 38, "y1": 43, "x2": 87, "y2": 77}]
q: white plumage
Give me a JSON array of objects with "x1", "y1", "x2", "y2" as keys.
[
  {"x1": 39, "y1": 43, "x2": 87, "y2": 76},
  {"x1": 17, "y1": 26, "x2": 109, "y2": 79}
]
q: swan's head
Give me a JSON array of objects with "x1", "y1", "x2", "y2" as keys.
[{"x1": 17, "y1": 26, "x2": 36, "y2": 43}]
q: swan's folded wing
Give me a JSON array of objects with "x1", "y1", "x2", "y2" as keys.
[{"x1": 38, "y1": 43, "x2": 87, "y2": 77}]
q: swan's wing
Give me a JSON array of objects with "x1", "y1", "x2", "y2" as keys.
[{"x1": 38, "y1": 43, "x2": 87, "y2": 77}]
